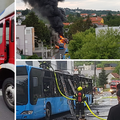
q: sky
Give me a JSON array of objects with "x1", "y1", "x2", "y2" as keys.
[{"x1": 16, "y1": 0, "x2": 120, "y2": 11}]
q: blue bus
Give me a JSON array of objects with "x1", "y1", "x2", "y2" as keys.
[
  {"x1": 63, "y1": 48, "x2": 70, "y2": 59},
  {"x1": 16, "y1": 65, "x2": 93, "y2": 120},
  {"x1": 59, "y1": 43, "x2": 64, "y2": 50}
]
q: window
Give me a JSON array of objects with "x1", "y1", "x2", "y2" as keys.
[
  {"x1": 26, "y1": 29, "x2": 31, "y2": 34},
  {"x1": 0, "y1": 23, "x2": 3, "y2": 44},
  {"x1": 57, "y1": 61, "x2": 67, "y2": 70},
  {"x1": 25, "y1": 61, "x2": 33, "y2": 66},
  {"x1": 6, "y1": 20, "x2": 9, "y2": 44},
  {"x1": 11, "y1": 17, "x2": 14, "y2": 42},
  {"x1": 16, "y1": 66, "x2": 28, "y2": 105},
  {"x1": 30, "y1": 68, "x2": 43, "y2": 105}
]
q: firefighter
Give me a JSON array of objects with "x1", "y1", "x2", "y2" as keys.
[{"x1": 73, "y1": 86, "x2": 86, "y2": 120}]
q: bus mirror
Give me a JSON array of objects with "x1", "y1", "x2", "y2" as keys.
[{"x1": 33, "y1": 77, "x2": 38, "y2": 87}]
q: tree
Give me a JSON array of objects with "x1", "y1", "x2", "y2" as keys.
[
  {"x1": 68, "y1": 28, "x2": 120, "y2": 59},
  {"x1": 98, "y1": 68, "x2": 108, "y2": 87},
  {"x1": 66, "y1": 17, "x2": 93, "y2": 40},
  {"x1": 22, "y1": 11, "x2": 50, "y2": 46}
]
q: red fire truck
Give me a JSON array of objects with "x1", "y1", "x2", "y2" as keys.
[
  {"x1": 0, "y1": 2, "x2": 14, "y2": 111},
  {"x1": 110, "y1": 80, "x2": 120, "y2": 94}
]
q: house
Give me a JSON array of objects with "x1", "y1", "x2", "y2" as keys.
[
  {"x1": 95, "y1": 26, "x2": 120, "y2": 36},
  {"x1": 16, "y1": 25, "x2": 35, "y2": 57},
  {"x1": 90, "y1": 16, "x2": 104, "y2": 26},
  {"x1": 101, "y1": 14, "x2": 107, "y2": 17},
  {"x1": 80, "y1": 13, "x2": 88, "y2": 17},
  {"x1": 16, "y1": 12, "x2": 22, "y2": 17},
  {"x1": 107, "y1": 73, "x2": 120, "y2": 83},
  {"x1": 91, "y1": 13, "x2": 97, "y2": 17},
  {"x1": 117, "y1": 14, "x2": 120, "y2": 16},
  {"x1": 63, "y1": 23, "x2": 70, "y2": 26},
  {"x1": 16, "y1": 61, "x2": 74, "y2": 74}
]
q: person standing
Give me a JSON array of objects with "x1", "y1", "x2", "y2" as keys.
[
  {"x1": 73, "y1": 86, "x2": 86, "y2": 120},
  {"x1": 107, "y1": 89, "x2": 120, "y2": 120}
]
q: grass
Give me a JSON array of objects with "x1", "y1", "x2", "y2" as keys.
[
  {"x1": 103, "y1": 88, "x2": 110, "y2": 92},
  {"x1": 102, "y1": 96, "x2": 117, "y2": 99}
]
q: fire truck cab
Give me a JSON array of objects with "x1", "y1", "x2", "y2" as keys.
[
  {"x1": 110, "y1": 80, "x2": 120, "y2": 94},
  {"x1": 0, "y1": 2, "x2": 14, "y2": 111}
]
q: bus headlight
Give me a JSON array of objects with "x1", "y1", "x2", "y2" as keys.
[{"x1": 21, "y1": 111, "x2": 33, "y2": 115}]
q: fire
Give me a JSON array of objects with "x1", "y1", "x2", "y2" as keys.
[
  {"x1": 55, "y1": 35, "x2": 68, "y2": 49},
  {"x1": 55, "y1": 45, "x2": 59, "y2": 49}
]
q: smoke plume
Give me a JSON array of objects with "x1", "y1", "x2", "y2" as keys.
[{"x1": 23, "y1": 0, "x2": 66, "y2": 35}]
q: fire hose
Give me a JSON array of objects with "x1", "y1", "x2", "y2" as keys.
[{"x1": 40, "y1": 62, "x2": 107, "y2": 120}]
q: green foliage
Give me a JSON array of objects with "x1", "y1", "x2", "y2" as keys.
[
  {"x1": 98, "y1": 68, "x2": 108, "y2": 87},
  {"x1": 66, "y1": 14, "x2": 81, "y2": 22},
  {"x1": 27, "y1": 54, "x2": 42, "y2": 59},
  {"x1": 68, "y1": 28, "x2": 120, "y2": 59},
  {"x1": 22, "y1": 11, "x2": 50, "y2": 45},
  {"x1": 104, "y1": 13, "x2": 120, "y2": 26},
  {"x1": 22, "y1": 8, "x2": 30, "y2": 15},
  {"x1": 66, "y1": 17, "x2": 93, "y2": 40}
]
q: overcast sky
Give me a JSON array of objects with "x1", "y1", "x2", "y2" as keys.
[{"x1": 16, "y1": 0, "x2": 120, "y2": 11}]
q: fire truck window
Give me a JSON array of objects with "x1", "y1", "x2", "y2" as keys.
[
  {"x1": 6, "y1": 21, "x2": 9, "y2": 44},
  {"x1": 11, "y1": 18, "x2": 14, "y2": 42},
  {"x1": 0, "y1": 23, "x2": 3, "y2": 44}
]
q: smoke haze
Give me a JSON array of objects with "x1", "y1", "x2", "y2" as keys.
[{"x1": 23, "y1": 0, "x2": 66, "y2": 35}]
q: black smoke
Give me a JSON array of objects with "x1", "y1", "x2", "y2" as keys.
[{"x1": 23, "y1": 0, "x2": 66, "y2": 35}]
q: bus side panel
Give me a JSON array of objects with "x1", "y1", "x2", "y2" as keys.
[
  {"x1": 17, "y1": 99, "x2": 45, "y2": 120},
  {"x1": 45, "y1": 97, "x2": 69, "y2": 115},
  {"x1": 85, "y1": 94, "x2": 93, "y2": 106},
  {"x1": 31, "y1": 98, "x2": 45, "y2": 119}
]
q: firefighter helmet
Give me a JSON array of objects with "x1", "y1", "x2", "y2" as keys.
[{"x1": 77, "y1": 86, "x2": 83, "y2": 91}]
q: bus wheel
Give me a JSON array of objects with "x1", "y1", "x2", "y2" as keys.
[
  {"x1": 2, "y1": 78, "x2": 14, "y2": 111},
  {"x1": 45, "y1": 104, "x2": 51, "y2": 120}
]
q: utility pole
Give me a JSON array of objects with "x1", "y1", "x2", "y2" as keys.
[{"x1": 94, "y1": 61, "x2": 96, "y2": 87}]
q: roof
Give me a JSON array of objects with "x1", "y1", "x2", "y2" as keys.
[
  {"x1": 17, "y1": 12, "x2": 21, "y2": 14},
  {"x1": 63, "y1": 23, "x2": 70, "y2": 26},
  {"x1": 90, "y1": 17, "x2": 103, "y2": 22},
  {"x1": 80, "y1": 13, "x2": 88, "y2": 16},
  {"x1": 111, "y1": 73, "x2": 120, "y2": 78},
  {"x1": 0, "y1": 2, "x2": 14, "y2": 20}
]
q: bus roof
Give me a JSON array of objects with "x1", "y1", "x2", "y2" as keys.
[{"x1": 0, "y1": 2, "x2": 14, "y2": 20}]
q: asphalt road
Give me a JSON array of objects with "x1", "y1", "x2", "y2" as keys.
[
  {"x1": 0, "y1": 90, "x2": 14, "y2": 120},
  {"x1": 39, "y1": 91, "x2": 118, "y2": 120},
  {"x1": 54, "y1": 49, "x2": 65, "y2": 59}
]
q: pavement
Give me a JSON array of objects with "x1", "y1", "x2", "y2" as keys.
[
  {"x1": 0, "y1": 89, "x2": 14, "y2": 120},
  {"x1": 39, "y1": 91, "x2": 118, "y2": 120}
]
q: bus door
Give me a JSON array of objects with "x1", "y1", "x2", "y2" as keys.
[{"x1": 30, "y1": 68, "x2": 45, "y2": 119}]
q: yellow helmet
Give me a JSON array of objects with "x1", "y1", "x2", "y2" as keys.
[{"x1": 77, "y1": 86, "x2": 83, "y2": 91}]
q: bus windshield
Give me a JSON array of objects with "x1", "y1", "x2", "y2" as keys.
[{"x1": 16, "y1": 66, "x2": 28, "y2": 105}]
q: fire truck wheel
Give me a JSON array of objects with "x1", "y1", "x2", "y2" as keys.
[
  {"x1": 2, "y1": 78, "x2": 14, "y2": 111},
  {"x1": 45, "y1": 104, "x2": 51, "y2": 120}
]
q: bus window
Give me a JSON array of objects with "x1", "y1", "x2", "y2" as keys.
[
  {"x1": 11, "y1": 17, "x2": 14, "y2": 42},
  {"x1": 43, "y1": 81, "x2": 51, "y2": 97},
  {"x1": 6, "y1": 20, "x2": 9, "y2": 45},
  {"x1": 16, "y1": 66, "x2": 28, "y2": 105},
  {"x1": 30, "y1": 68, "x2": 43, "y2": 105},
  {"x1": 16, "y1": 75, "x2": 28, "y2": 105},
  {"x1": 0, "y1": 23, "x2": 3, "y2": 44}
]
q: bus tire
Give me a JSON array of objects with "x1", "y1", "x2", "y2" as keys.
[
  {"x1": 45, "y1": 104, "x2": 51, "y2": 120},
  {"x1": 2, "y1": 78, "x2": 14, "y2": 111}
]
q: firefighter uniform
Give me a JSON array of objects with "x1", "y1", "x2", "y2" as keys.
[{"x1": 73, "y1": 86, "x2": 86, "y2": 119}]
